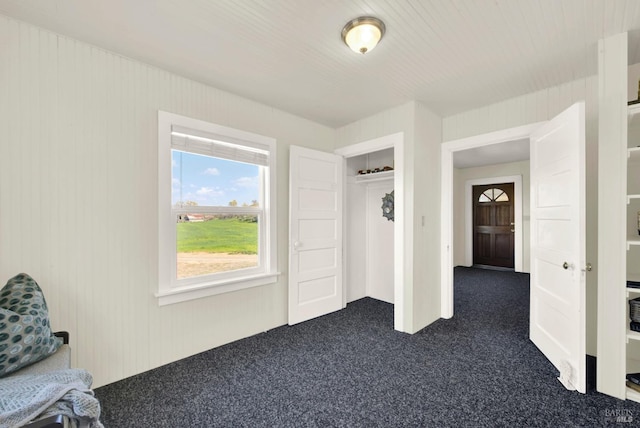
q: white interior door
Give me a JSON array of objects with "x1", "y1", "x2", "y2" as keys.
[
  {"x1": 288, "y1": 145, "x2": 343, "y2": 325},
  {"x1": 530, "y1": 102, "x2": 586, "y2": 393}
]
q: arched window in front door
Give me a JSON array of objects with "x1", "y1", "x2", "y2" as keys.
[{"x1": 478, "y1": 188, "x2": 510, "y2": 203}]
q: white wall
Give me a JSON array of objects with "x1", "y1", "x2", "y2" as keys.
[
  {"x1": 628, "y1": 63, "x2": 640, "y2": 101},
  {"x1": 596, "y1": 33, "x2": 629, "y2": 399},
  {"x1": 453, "y1": 161, "x2": 530, "y2": 272},
  {"x1": 345, "y1": 178, "x2": 367, "y2": 302},
  {"x1": 411, "y1": 103, "x2": 442, "y2": 332},
  {"x1": 0, "y1": 15, "x2": 335, "y2": 387},
  {"x1": 366, "y1": 181, "x2": 395, "y2": 303},
  {"x1": 443, "y1": 77, "x2": 598, "y2": 355}
]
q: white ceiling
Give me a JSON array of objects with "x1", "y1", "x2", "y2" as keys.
[
  {"x1": 1, "y1": 0, "x2": 640, "y2": 129},
  {"x1": 453, "y1": 139, "x2": 530, "y2": 169}
]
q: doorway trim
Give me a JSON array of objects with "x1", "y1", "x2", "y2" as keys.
[
  {"x1": 440, "y1": 122, "x2": 546, "y2": 319},
  {"x1": 335, "y1": 132, "x2": 405, "y2": 332},
  {"x1": 465, "y1": 176, "x2": 523, "y2": 271}
]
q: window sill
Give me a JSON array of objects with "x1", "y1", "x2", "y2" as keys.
[{"x1": 156, "y1": 272, "x2": 280, "y2": 306}]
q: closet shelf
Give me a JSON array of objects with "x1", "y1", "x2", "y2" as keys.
[
  {"x1": 354, "y1": 170, "x2": 394, "y2": 183},
  {"x1": 627, "y1": 238, "x2": 640, "y2": 251},
  {"x1": 627, "y1": 386, "x2": 640, "y2": 403},
  {"x1": 629, "y1": 103, "x2": 640, "y2": 117},
  {"x1": 629, "y1": 147, "x2": 640, "y2": 160},
  {"x1": 627, "y1": 330, "x2": 640, "y2": 341}
]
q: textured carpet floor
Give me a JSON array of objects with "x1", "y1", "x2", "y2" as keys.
[{"x1": 95, "y1": 267, "x2": 640, "y2": 427}]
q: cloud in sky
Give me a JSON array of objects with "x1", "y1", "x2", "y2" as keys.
[
  {"x1": 233, "y1": 176, "x2": 258, "y2": 188},
  {"x1": 171, "y1": 151, "x2": 259, "y2": 206},
  {"x1": 196, "y1": 187, "x2": 212, "y2": 195},
  {"x1": 204, "y1": 167, "x2": 220, "y2": 176}
]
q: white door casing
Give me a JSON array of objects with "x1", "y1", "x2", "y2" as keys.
[
  {"x1": 464, "y1": 175, "x2": 523, "y2": 272},
  {"x1": 288, "y1": 145, "x2": 343, "y2": 325},
  {"x1": 440, "y1": 122, "x2": 543, "y2": 318},
  {"x1": 529, "y1": 102, "x2": 586, "y2": 393}
]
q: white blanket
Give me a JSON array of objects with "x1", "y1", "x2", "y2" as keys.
[{"x1": 0, "y1": 368, "x2": 103, "y2": 428}]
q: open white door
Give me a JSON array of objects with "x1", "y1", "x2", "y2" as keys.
[
  {"x1": 530, "y1": 102, "x2": 586, "y2": 393},
  {"x1": 288, "y1": 145, "x2": 343, "y2": 325}
]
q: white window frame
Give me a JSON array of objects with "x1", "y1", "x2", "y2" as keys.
[{"x1": 157, "y1": 111, "x2": 278, "y2": 305}]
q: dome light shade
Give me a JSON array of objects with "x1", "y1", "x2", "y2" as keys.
[{"x1": 341, "y1": 17, "x2": 385, "y2": 54}]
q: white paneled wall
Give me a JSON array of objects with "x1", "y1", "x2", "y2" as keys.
[
  {"x1": 443, "y1": 77, "x2": 598, "y2": 142},
  {"x1": 411, "y1": 102, "x2": 442, "y2": 332},
  {"x1": 344, "y1": 179, "x2": 395, "y2": 305},
  {"x1": 336, "y1": 103, "x2": 415, "y2": 150},
  {"x1": 0, "y1": 16, "x2": 334, "y2": 387},
  {"x1": 366, "y1": 182, "x2": 395, "y2": 303},
  {"x1": 345, "y1": 178, "x2": 367, "y2": 303}
]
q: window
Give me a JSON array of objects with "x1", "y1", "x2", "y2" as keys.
[
  {"x1": 157, "y1": 111, "x2": 278, "y2": 305},
  {"x1": 478, "y1": 188, "x2": 509, "y2": 203}
]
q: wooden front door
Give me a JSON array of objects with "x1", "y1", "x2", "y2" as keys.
[{"x1": 472, "y1": 183, "x2": 514, "y2": 268}]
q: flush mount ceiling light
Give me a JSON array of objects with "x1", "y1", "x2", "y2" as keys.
[{"x1": 341, "y1": 16, "x2": 386, "y2": 54}]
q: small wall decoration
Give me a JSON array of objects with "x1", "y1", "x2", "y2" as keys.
[{"x1": 381, "y1": 190, "x2": 394, "y2": 222}]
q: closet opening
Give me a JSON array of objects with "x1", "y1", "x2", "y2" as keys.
[
  {"x1": 335, "y1": 132, "x2": 405, "y2": 331},
  {"x1": 345, "y1": 148, "x2": 395, "y2": 305}
]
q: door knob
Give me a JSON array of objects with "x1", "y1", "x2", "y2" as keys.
[{"x1": 563, "y1": 262, "x2": 569, "y2": 270}]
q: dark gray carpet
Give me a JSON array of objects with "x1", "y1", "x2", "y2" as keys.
[{"x1": 95, "y1": 267, "x2": 640, "y2": 427}]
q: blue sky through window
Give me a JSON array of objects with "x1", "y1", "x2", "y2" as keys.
[{"x1": 172, "y1": 150, "x2": 260, "y2": 207}]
